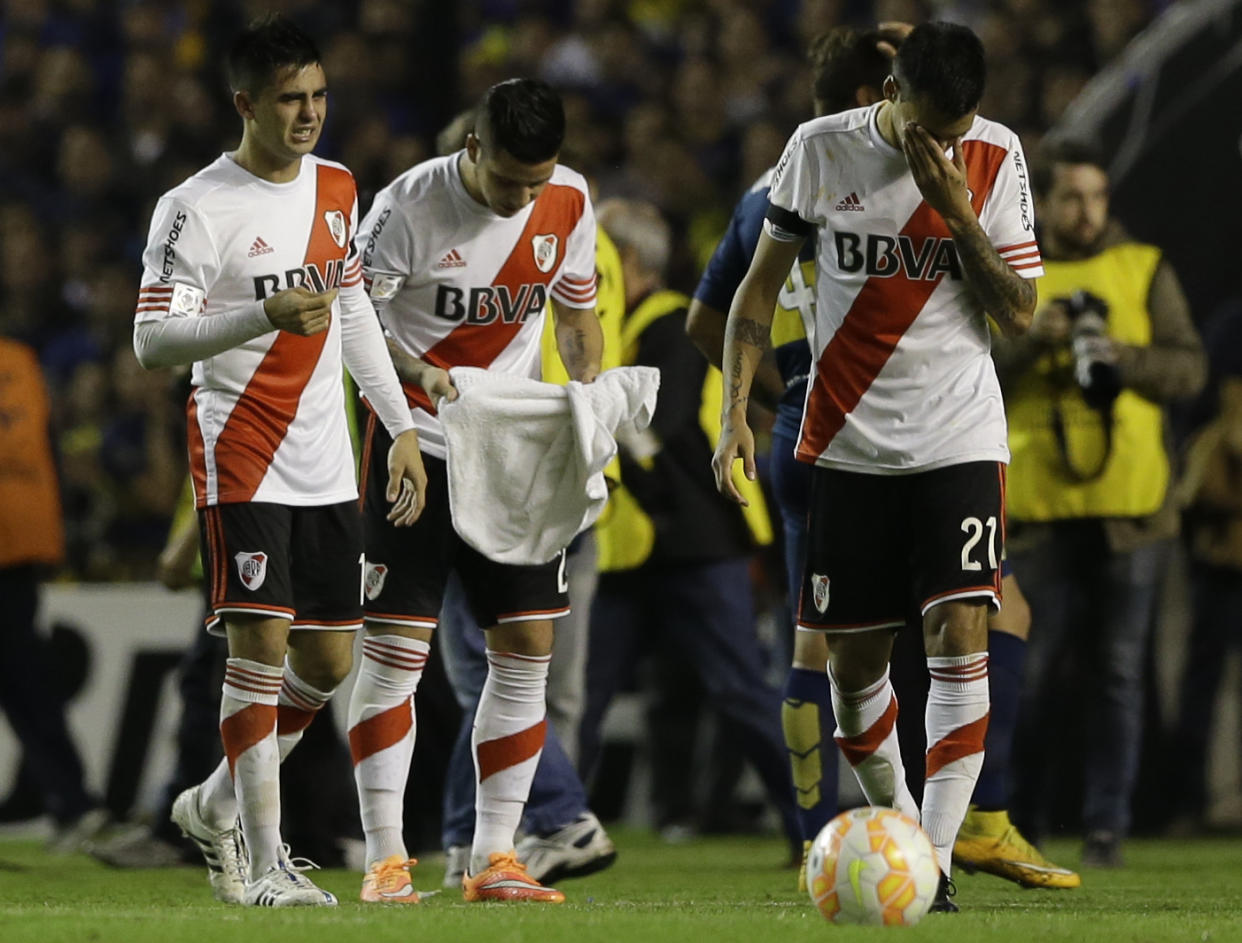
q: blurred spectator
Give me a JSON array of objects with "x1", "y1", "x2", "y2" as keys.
[
  {"x1": 995, "y1": 139, "x2": 1205, "y2": 867},
  {"x1": 1169, "y1": 301, "x2": 1242, "y2": 832},
  {"x1": 0, "y1": 336, "x2": 108, "y2": 850}
]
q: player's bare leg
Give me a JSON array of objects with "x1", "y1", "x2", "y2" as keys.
[{"x1": 462, "y1": 618, "x2": 564, "y2": 902}]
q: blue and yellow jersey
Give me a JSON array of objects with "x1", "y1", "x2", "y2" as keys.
[{"x1": 693, "y1": 169, "x2": 816, "y2": 441}]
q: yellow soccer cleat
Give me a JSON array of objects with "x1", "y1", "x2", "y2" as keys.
[
  {"x1": 360, "y1": 854, "x2": 420, "y2": 903},
  {"x1": 462, "y1": 851, "x2": 566, "y2": 903},
  {"x1": 797, "y1": 839, "x2": 811, "y2": 894},
  {"x1": 953, "y1": 808, "x2": 1081, "y2": 889}
]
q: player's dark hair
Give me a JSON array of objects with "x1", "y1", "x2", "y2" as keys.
[
  {"x1": 894, "y1": 22, "x2": 985, "y2": 118},
  {"x1": 808, "y1": 26, "x2": 891, "y2": 115},
  {"x1": 226, "y1": 14, "x2": 321, "y2": 96},
  {"x1": 1031, "y1": 137, "x2": 1108, "y2": 197},
  {"x1": 476, "y1": 78, "x2": 565, "y2": 164}
]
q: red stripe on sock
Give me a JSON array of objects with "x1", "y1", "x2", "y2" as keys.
[
  {"x1": 348, "y1": 700, "x2": 413, "y2": 765},
  {"x1": 476, "y1": 718, "x2": 547, "y2": 782},
  {"x1": 834, "y1": 695, "x2": 899, "y2": 768},
  {"x1": 277, "y1": 704, "x2": 318, "y2": 736},
  {"x1": 926, "y1": 713, "x2": 990, "y2": 779},
  {"x1": 220, "y1": 703, "x2": 277, "y2": 778}
]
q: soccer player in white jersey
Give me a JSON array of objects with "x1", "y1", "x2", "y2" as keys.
[
  {"x1": 347, "y1": 78, "x2": 602, "y2": 904},
  {"x1": 712, "y1": 22, "x2": 1040, "y2": 913},
  {"x1": 132, "y1": 15, "x2": 449, "y2": 908}
]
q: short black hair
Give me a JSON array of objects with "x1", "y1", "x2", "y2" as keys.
[
  {"x1": 894, "y1": 22, "x2": 986, "y2": 118},
  {"x1": 226, "y1": 14, "x2": 321, "y2": 96},
  {"x1": 475, "y1": 78, "x2": 565, "y2": 164},
  {"x1": 1031, "y1": 138, "x2": 1108, "y2": 197},
  {"x1": 808, "y1": 26, "x2": 891, "y2": 115}
]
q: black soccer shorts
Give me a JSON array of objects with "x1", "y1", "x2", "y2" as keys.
[
  {"x1": 797, "y1": 461, "x2": 1005, "y2": 632},
  {"x1": 199, "y1": 500, "x2": 365, "y2": 635},
  {"x1": 359, "y1": 414, "x2": 570, "y2": 629}
]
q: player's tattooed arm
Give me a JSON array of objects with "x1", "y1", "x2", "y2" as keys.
[
  {"x1": 724, "y1": 316, "x2": 771, "y2": 411},
  {"x1": 553, "y1": 300, "x2": 604, "y2": 383},
  {"x1": 948, "y1": 219, "x2": 1036, "y2": 337}
]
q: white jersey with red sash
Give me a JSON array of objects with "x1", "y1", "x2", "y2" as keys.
[
  {"x1": 135, "y1": 153, "x2": 366, "y2": 507},
  {"x1": 766, "y1": 103, "x2": 1043, "y2": 473},
  {"x1": 359, "y1": 153, "x2": 597, "y2": 460}
]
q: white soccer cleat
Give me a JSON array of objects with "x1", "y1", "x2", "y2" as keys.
[
  {"x1": 245, "y1": 850, "x2": 338, "y2": 907},
  {"x1": 515, "y1": 812, "x2": 617, "y2": 884},
  {"x1": 170, "y1": 785, "x2": 246, "y2": 904}
]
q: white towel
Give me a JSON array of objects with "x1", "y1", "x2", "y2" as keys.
[{"x1": 438, "y1": 365, "x2": 660, "y2": 565}]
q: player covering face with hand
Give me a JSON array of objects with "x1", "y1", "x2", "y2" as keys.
[{"x1": 713, "y1": 22, "x2": 1040, "y2": 913}]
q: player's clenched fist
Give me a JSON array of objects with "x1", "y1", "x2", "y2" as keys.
[{"x1": 263, "y1": 285, "x2": 338, "y2": 336}]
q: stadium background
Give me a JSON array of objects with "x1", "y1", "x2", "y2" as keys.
[{"x1": 2, "y1": 0, "x2": 1241, "y2": 842}]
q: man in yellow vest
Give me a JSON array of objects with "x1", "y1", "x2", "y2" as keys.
[
  {"x1": 993, "y1": 139, "x2": 1205, "y2": 867},
  {"x1": 576, "y1": 197, "x2": 799, "y2": 853}
]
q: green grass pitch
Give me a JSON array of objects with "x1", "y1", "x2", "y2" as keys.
[{"x1": 3, "y1": 830, "x2": 1241, "y2": 942}]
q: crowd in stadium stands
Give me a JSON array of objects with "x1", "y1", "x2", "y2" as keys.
[{"x1": 0, "y1": 0, "x2": 1159, "y2": 579}]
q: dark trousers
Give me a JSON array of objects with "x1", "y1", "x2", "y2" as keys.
[
  {"x1": 0, "y1": 566, "x2": 95, "y2": 824},
  {"x1": 580, "y1": 558, "x2": 798, "y2": 847}
]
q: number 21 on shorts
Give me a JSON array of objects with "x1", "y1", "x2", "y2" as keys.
[{"x1": 960, "y1": 516, "x2": 998, "y2": 571}]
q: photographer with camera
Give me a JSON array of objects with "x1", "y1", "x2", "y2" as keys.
[{"x1": 992, "y1": 140, "x2": 1205, "y2": 867}]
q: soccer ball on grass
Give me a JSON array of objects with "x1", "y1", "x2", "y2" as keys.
[{"x1": 806, "y1": 806, "x2": 940, "y2": 926}]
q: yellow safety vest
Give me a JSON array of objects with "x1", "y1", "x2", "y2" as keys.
[
  {"x1": 595, "y1": 289, "x2": 773, "y2": 572},
  {"x1": 1005, "y1": 242, "x2": 1169, "y2": 521}
]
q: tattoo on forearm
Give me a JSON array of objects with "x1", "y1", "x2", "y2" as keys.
[
  {"x1": 732, "y1": 317, "x2": 771, "y2": 350},
  {"x1": 952, "y1": 222, "x2": 1036, "y2": 331}
]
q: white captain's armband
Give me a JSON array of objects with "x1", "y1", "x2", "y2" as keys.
[
  {"x1": 169, "y1": 282, "x2": 205, "y2": 317},
  {"x1": 368, "y1": 273, "x2": 404, "y2": 300}
]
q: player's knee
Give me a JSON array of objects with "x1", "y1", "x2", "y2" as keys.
[{"x1": 923, "y1": 600, "x2": 989, "y2": 656}]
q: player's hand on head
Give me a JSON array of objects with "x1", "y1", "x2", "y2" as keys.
[
  {"x1": 263, "y1": 285, "x2": 338, "y2": 336},
  {"x1": 903, "y1": 127, "x2": 972, "y2": 225},
  {"x1": 420, "y1": 366, "x2": 458, "y2": 408},
  {"x1": 711, "y1": 422, "x2": 756, "y2": 506},
  {"x1": 386, "y1": 429, "x2": 427, "y2": 526}
]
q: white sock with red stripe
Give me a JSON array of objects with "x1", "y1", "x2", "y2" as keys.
[
  {"x1": 471, "y1": 650, "x2": 550, "y2": 876},
  {"x1": 277, "y1": 657, "x2": 335, "y2": 761},
  {"x1": 218, "y1": 657, "x2": 283, "y2": 880},
  {"x1": 830, "y1": 665, "x2": 920, "y2": 823},
  {"x1": 347, "y1": 635, "x2": 429, "y2": 866},
  {"x1": 924, "y1": 653, "x2": 990, "y2": 875}
]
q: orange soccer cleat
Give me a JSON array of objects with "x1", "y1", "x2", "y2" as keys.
[
  {"x1": 360, "y1": 854, "x2": 421, "y2": 903},
  {"x1": 462, "y1": 851, "x2": 566, "y2": 903}
]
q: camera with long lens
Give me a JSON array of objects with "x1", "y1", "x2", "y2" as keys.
[{"x1": 1064, "y1": 289, "x2": 1121, "y2": 410}]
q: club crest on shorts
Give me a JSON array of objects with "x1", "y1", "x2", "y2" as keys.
[
  {"x1": 234, "y1": 552, "x2": 268, "y2": 591},
  {"x1": 364, "y1": 561, "x2": 388, "y2": 601},
  {"x1": 532, "y1": 233, "x2": 558, "y2": 273},
  {"x1": 811, "y1": 573, "x2": 830, "y2": 614},
  {"x1": 324, "y1": 210, "x2": 348, "y2": 248}
]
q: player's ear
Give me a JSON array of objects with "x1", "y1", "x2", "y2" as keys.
[
  {"x1": 465, "y1": 132, "x2": 481, "y2": 164},
  {"x1": 883, "y1": 75, "x2": 898, "y2": 103},
  {"x1": 233, "y1": 90, "x2": 255, "y2": 121}
]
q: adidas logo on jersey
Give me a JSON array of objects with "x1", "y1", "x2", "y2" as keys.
[
  {"x1": 834, "y1": 192, "x2": 865, "y2": 212},
  {"x1": 437, "y1": 249, "x2": 467, "y2": 269},
  {"x1": 248, "y1": 237, "x2": 275, "y2": 258}
]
